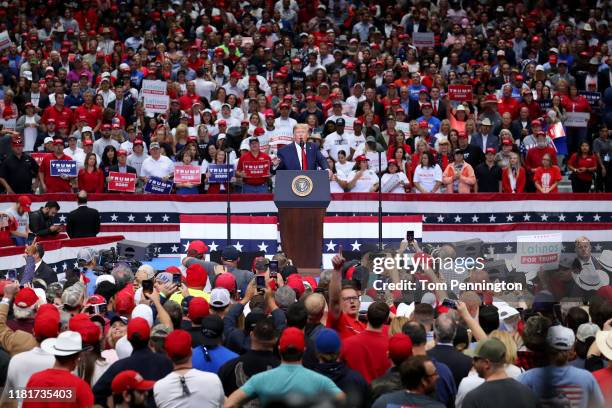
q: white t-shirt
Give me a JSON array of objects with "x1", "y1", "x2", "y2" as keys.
[
  {"x1": 153, "y1": 369, "x2": 225, "y2": 408},
  {"x1": 194, "y1": 78, "x2": 217, "y2": 101},
  {"x1": 347, "y1": 169, "x2": 378, "y2": 192},
  {"x1": 413, "y1": 164, "x2": 442, "y2": 193},
  {"x1": 141, "y1": 155, "x2": 175, "y2": 179},
  {"x1": 5, "y1": 206, "x2": 28, "y2": 234},
  {"x1": 323, "y1": 132, "x2": 352, "y2": 161},
  {"x1": 380, "y1": 172, "x2": 409, "y2": 193},
  {"x1": 127, "y1": 152, "x2": 148, "y2": 176},
  {"x1": 335, "y1": 161, "x2": 354, "y2": 178},
  {"x1": 274, "y1": 116, "x2": 297, "y2": 131}
]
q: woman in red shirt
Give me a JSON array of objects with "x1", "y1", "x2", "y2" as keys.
[
  {"x1": 533, "y1": 153, "x2": 562, "y2": 194},
  {"x1": 78, "y1": 153, "x2": 104, "y2": 193},
  {"x1": 561, "y1": 85, "x2": 591, "y2": 155},
  {"x1": 567, "y1": 141, "x2": 597, "y2": 192},
  {"x1": 501, "y1": 152, "x2": 526, "y2": 193}
]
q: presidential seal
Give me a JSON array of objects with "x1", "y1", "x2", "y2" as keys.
[{"x1": 291, "y1": 175, "x2": 313, "y2": 197}]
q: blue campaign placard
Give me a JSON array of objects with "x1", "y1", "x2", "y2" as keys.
[
  {"x1": 144, "y1": 177, "x2": 173, "y2": 194},
  {"x1": 50, "y1": 160, "x2": 77, "y2": 177},
  {"x1": 208, "y1": 164, "x2": 234, "y2": 183}
]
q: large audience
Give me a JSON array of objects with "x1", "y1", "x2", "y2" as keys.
[{"x1": 0, "y1": 0, "x2": 610, "y2": 407}]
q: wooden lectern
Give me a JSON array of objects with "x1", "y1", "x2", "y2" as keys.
[{"x1": 274, "y1": 170, "x2": 330, "y2": 272}]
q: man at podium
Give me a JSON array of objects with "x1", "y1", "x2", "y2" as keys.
[{"x1": 273, "y1": 124, "x2": 330, "y2": 176}]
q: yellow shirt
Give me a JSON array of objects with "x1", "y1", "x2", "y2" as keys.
[{"x1": 169, "y1": 288, "x2": 210, "y2": 305}]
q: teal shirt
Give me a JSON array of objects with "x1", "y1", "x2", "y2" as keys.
[{"x1": 241, "y1": 363, "x2": 341, "y2": 406}]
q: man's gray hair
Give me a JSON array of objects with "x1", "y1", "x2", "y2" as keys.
[
  {"x1": 111, "y1": 263, "x2": 134, "y2": 289},
  {"x1": 434, "y1": 313, "x2": 457, "y2": 343},
  {"x1": 274, "y1": 286, "x2": 296, "y2": 310}
]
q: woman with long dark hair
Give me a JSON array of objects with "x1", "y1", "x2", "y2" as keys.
[
  {"x1": 99, "y1": 145, "x2": 118, "y2": 178},
  {"x1": 568, "y1": 141, "x2": 597, "y2": 192},
  {"x1": 413, "y1": 151, "x2": 442, "y2": 193}
]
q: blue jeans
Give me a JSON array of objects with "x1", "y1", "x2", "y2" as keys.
[{"x1": 242, "y1": 183, "x2": 268, "y2": 193}]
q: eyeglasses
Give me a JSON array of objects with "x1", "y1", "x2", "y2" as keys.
[{"x1": 342, "y1": 296, "x2": 359, "y2": 303}]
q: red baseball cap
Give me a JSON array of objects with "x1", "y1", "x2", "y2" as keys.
[
  {"x1": 355, "y1": 155, "x2": 369, "y2": 162},
  {"x1": 388, "y1": 333, "x2": 413, "y2": 362},
  {"x1": 531, "y1": 119, "x2": 542, "y2": 127},
  {"x1": 18, "y1": 195, "x2": 31, "y2": 212},
  {"x1": 188, "y1": 297, "x2": 210, "y2": 321},
  {"x1": 164, "y1": 329, "x2": 192, "y2": 360},
  {"x1": 485, "y1": 147, "x2": 497, "y2": 154},
  {"x1": 83, "y1": 139, "x2": 94, "y2": 146},
  {"x1": 254, "y1": 127, "x2": 265, "y2": 136},
  {"x1": 33, "y1": 310, "x2": 60, "y2": 339},
  {"x1": 101, "y1": 123, "x2": 111, "y2": 131},
  {"x1": 279, "y1": 327, "x2": 305, "y2": 353},
  {"x1": 214, "y1": 272, "x2": 237, "y2": 293},
  {"x1": 165, "y1": 266, "x2": 181, "y2": 274},
  {"x1": 14, "y1": 287, "x2": 38, "y2": 308},
  {"x1": 74, "y1": 320, "x2": 101, "y2": 346},
  {"x1": 114, "y1": 292, "x2": 135, "y2": 315},
  {"x1": 502, "y1": 139, "x2": 513, "y2": 146},
  {"x1": 286, "y1": 274, "x2": 305, "y2": 298},
  {"x1": 391, "y1": 98, "x2": 400, "y2": 105},
  {"x1": 117, "y1": 149, "x2": 128, "y2": 156},
  {"x1": 127, "y1": 317, "x2": 150, "y2": 342},
  {"x1": 111, "y1": 370, "x2": 155, "y2": 395},
  {"x1": 186, "y1": 263, "x2": 207, "y2": 288},
  {"x1": 418, "y1": 121, "x2": 429, "y2": 129}
]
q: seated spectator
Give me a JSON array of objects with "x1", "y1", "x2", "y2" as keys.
[{"x1": 346, "y1": 155, "x2": 379, "y2": 192}]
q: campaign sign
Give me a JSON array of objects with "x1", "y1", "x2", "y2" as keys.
[
  {"x1": 395, "y1": 121, "x2": 411, "y2": 135},
  {"x1": 208, "y1": 164, "x2": 234, "y2": 183},
  {"x1": 144, "y1": 177, "x2": 173, "y2": 194},
  {"x1": 50, "y1": 160, "x2": 77, "y2": 177},
  {"x1": 0, "y1": 31, "x2": 12, "y2": 51},
  {"x1": 143, "y1": 95, "x2": 170, "y2": 114},
  {"x1": 515, "y1": 233, "x2": 562, "y2": 281},
  {"x1": 579, "y1": 91, "x2": 601, "y2": 109},
  {"x1": 565, "y1": 112, "x2": 590, "y2": 128},
  {"x1": 174, "y1": 165, "x2": 201, "y2": 184},
  {"x1": 448, "y1": 85, "x2": 473, "y2": 102},
  {"x1": 243, "y1": 161, "x2": 270, "y2": 178},
  {"x1": 30, "y1": 153, "x2": 49, "y2": 167},
  {"x1": 108, "y1": 172, "x2": 137, "y2": 192},
  {"x1": 141, "y1": 80, "x2": 167, "y2": 96},
  {"x1": 412, "y1": 32, "x2": 435, "y2": 48}
]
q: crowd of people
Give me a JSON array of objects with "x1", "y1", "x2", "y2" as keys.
[
  {"x1": 0, "y1": 0, "x2": 609, "y2": 196},
  {"x1": 0, "y1": 238, "x2": 609, "y2": 407}
]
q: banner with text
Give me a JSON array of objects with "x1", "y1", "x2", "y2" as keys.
[
  {"x1": 242, "y1": 161, "x2": 270, "y2": 178},
  {"x1": 50, "y1": 160, "x2": 78, "y2": 177},
  {"x1": 174, "y1": 166, "x2": 201, "y2": 184},
  {"x1": 412, "y1": 32, "x2": 435, "y2": 48},
  {"x1": 108, "y1": 172, "x2": 137, "y2": 192},
  {"x1": 144, "y1": 177, "x2": 173, "y2": 194},
  {"x1": 208, "y1": 164, "x2": 234, "y2": 183},
  {"x1": 448, "y1": 85, "x2": 474, "y2": 102}
]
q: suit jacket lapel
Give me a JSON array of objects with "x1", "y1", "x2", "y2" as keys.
[{"x1": 292, "y1": 144, "x2": 302, "y2": 169}]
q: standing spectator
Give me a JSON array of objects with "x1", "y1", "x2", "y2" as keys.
[
  {"x1": 369, "y1": 333, "x2": 414, "y2": 403},
  {"x1": 474, "y1": 148, "x2": 502, "y2": 192},
  {"x1": 518, "y1": 326, "x2": 604, "y2": 408},
  {"x1": 461, "y1": 338, "x2": 538, "y2": 408},
  {"x1": 442, "y1": 149, "x2": 476, "y2": 193},
  {"x1": 593, "y1": 327, "x2": 612, "y2": 402},
  {"x1": 593, "y1": 125, "x2": 611, "y2": 192},
  {"x1": 525, "y1": 132, "x2": 557, "y2": 184},
  {"x1": 140, "y1": 142, "x2": 175, "y2": 182},
  {"x1": 5, "y1": 195, "x2": 32, "y2": 245},
  {"x1": 192, "y1": 315, "x2": 238, "y2": 374},
  {"x1": 534, "y1": 153, "x2": 563, "y2": 194},
  {"x1": 501, "y1": 153, "x2": 526, "y2": 193},
  {"x1": 236, "y1": 137, "x2": 272, "y2": 193},
  {"x1": 0, "y1": 136, "x2": 38, "y2": 194},
  {"x1": 341, "y1": 301, "x2": 391, "y2": 383},
  {"x1": 470, "y1": 118, "x2": 499, "y2": 153},
  {"x1": 93, "y1": 124, "x2": 120, "y2": 158},
  {"x1": 372, "y1": 356, "x2": 445, "y2": 408},
  {"x1": 326, "y1": 254, "x2": 366, "y2": 340},
  {"x1": 225, "y1": 327, "x2": 345, "y2": 407},
  {"x1": 23, "y1": 331, "x2": 94, "y2": 408},
  {"x1": 568, "y1": 141, "x2": 598, "y2": 192},
  {"x1": 110, "y1": 370, "x2": 155, "y2": 408},
  {"x1": 428, "y1": 314, "x2": 473, "y2": 387},
  {"x1": 412, "y1": 151, "x2": 442, "y2": 193},
  {"x1": 28, "y1": 201, "x2": 60, "y2": 239},
  {"x1": 77, "y1": 152, "x2": 105, "y2": 193},
  {"x1": 66, "y1": 191, "x2": 100, "y2": 238},
  {"x1": 126, "y1": 139, "x2": 148, "y2": 177},
  {"x1": 38, "y1": 137, "x2": 74, "y2": 193},
  {"x1": 154, "y1": 329, "x2": 225, "y2": 408}
]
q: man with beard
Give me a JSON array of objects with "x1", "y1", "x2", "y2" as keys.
[{"x1": 111, "y1": 370, "x2": 155, "y2": 408}]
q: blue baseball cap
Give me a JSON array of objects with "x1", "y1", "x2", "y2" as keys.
[
  {"x1": 221, "y1": 246, "x2": 241, "y2": 261},
  {"x1": 315, "y1": 328, "x2": 341, "y2": 354}
]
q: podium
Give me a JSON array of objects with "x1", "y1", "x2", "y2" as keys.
[{"x1": 274, "y1": 170, "x2": 330, "y2": 271}]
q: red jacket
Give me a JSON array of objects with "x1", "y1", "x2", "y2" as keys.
[
  {"x1": 501, "y1": 167, "x2": 526, "y2": 193},
  {"x1": 78, "y1": 168, "x2": 105, "y2": 193},
  {"x1": 561, "y1": 95, "x2": 591, "y2": 113},
  {"x1": 520, "y1": 101, "x2": 541, "y2": 120}
]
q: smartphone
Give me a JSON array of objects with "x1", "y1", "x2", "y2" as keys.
[
  {"x1": 256, "y1": 275, "x2": 266, "y2": 289},
  {"x1": 6, "y1": 269, "x2": 16, "y2": 280},
  {"x1": 142, "y1": 279, "x2": 154, "y2": 295},
  {"x1": 269, "y1": 260, "x2": 279, "y2": 278},
  {"x1": 442, "y1": 298, "x2": 457, "y2": 310},
  {"x1": 172, "y1": 273, "x2": 182, "y2": 285},
  {"x1": 406, "y1": 230, "x2": 414, "y2": 242},
  {"x1": 96, "y1": 303, "x2": 107, "y2": 315}
]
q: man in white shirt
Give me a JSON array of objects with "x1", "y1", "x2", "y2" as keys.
[
  {"x1": 194, "y1": 70, "x2": 218, "y2": 101},
  {"x1": 97, "y1": 76, "x2": 116, "y2": 108},
  {"x1": 93, "y1": 123, "x2": 120, "y2": 158},
  {"x1": 154, "y1": 330, "x2": 225, "y2": 408},
  {"x1": 5, "y1": 195, "x2": 32, "y2": 246},
  {"x1": 274, "y1": 103, "x2": 297, "y2": 130},
  {"x1": 126, "y1": 140, "x2": 148, "y2": 177},
  {"x1": 64, "y1": 134, "x2": 84, "y2": 159},
  {"x1": 345, "y1": 83, "x2": 366, "y2": 117},
  {"x1": 140, "y1": 142, "x2": 175, "y2": 181},
  {"x1": 120, "y1": 128, "x2": 148, "y2": 156},
  {"x1": 324, "y1": 118, "x2": 352, "y2": 161}
]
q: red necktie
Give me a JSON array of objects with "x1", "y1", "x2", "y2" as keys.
[
  {"x1": 301, "y1": 146, "x2": 308, "y2": 170},
  {"x1": 433, "y1": 101, "x2": 438, "y2": 115}
]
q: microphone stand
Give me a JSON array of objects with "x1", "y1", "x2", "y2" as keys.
[
  {"x1": 225, "y1": 148, "x2": 232, "y2": 246},
  {"x1": 377, "y1": 147, "x2": 383, "y2": 251}
]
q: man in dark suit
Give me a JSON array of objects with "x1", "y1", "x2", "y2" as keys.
[
  {"x1": 20, "y1": 81, "x2": 50, "y2": 113},
  {"x1": 108, "y1": 86, "x2": 136, "y2": 125},
  {"x1": 470, "y1": 118, "x2": 500, "y2": 153},
  {"x1": 355, "y1": 87, "x2": 385, "y2": 119},
  {"x1": 66, "y1": 190, "x2": 100, "y2": 238},
  {"x1": 18, "y1": 243, "x2": 57, "y2": 284},
  {"x1": 108, "y1": 149, "x2": 137, "y2": 175},
  {"x1": 273, "y1": 124, "x2": 329, "y2": 174},
  {"x1": 427, "y1": 314, "x2": 472, "y2": 387}
]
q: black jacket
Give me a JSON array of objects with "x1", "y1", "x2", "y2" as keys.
[
  {"x1": 29, "y1": 209, "x2": 58, "y2": 237},
  {"x1": 427, "y1": 344, "x2": 472, "y2": 387},
  {"x1": 66, "y1": 205, "x2": 100, "y2": 238},
  {"x1": 312, "y1": 361, "x2": 369, "y2": 408},
  {"x1": 107, "y1": 164, "x2": 137, "y2": 174},
  {"x1": 18, "y1": 260, "x2": 57, "y2": 285}
]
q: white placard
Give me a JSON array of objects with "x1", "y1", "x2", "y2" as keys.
[
  {"x1": 395, "y1": 121, "x2": 411, "y2": 135},
  {"x1": 143, "y1": 95, "x2": 170, "y2": 114},
  {"x1": 141, "y1": 80, "x2": 167, "y2": 96},
  {"x1": 0, "y1": 31, "x2": 11, "y2": 50},
  {"x1": 564, "y1": 112, "x2": 590, "y2": 128},
  {"x1": 515, "y1": 233, "x2": 562, "y2": 281},
  {"x1": 413, "y1": 32, "x2": 435, "y2": 48}
]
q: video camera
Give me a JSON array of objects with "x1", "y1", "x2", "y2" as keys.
[{"x1": 93, "y1": 247, "x2": 142, "y2": 275}]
